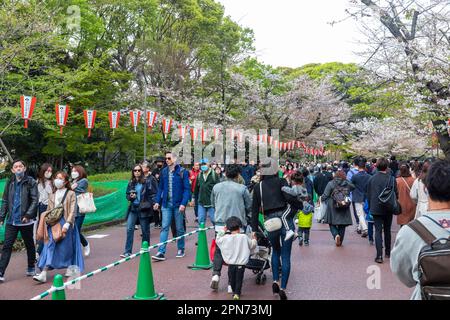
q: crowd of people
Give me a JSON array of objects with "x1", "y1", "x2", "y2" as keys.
[{"x1": 0, "y1": 154, "x2": 449, "y2": 301}]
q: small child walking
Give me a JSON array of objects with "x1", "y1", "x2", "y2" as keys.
[
  {"x1": 216, "y1": 216, "x2": 257, "y2": 300},
  {"x1": 282, "y1": 171, "x2": 313, "y2": 242}
]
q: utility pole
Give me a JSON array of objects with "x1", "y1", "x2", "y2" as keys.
[{"x1": 143, "y1": 85, "x2": 147, "y2": 162}]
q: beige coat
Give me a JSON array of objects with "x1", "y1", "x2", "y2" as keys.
[{"x1": 36, "y1": 189, "x2": 76, "y2": 243}]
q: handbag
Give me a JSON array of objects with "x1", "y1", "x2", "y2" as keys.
[
  {"x1": 77, "y1": 192, "x2": 97, "y2": 214},
  {"x1": 260, "y1": 182, "x2": 282, "y2": 232},
  {"x1": 378, "y1": 176, "x2": 401, "y2": 215},
  {"x1": 45, "y1": 190, "x2": 69, "y2": 226},
  {"x1": 51, "y1": 222, "x2": 64, "y2": 243}
]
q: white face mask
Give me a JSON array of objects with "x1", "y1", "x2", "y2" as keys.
[
  {"x1": 44, "y1": 172, "x2": 52, "y2": 179},
  {"x1": 54, "y1": 179, "x2": 65, "y2": 189},
  {"x1": 71, "y1": 172, "x2": 80, "y2": 180}
]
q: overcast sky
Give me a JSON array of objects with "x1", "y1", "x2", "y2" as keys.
[{"x1": 217, "y1": 0, "x2": 365, "y2": 68}]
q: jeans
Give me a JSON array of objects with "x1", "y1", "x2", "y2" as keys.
[
  {"x1": 329, "y1": 225, "x2": 347, "y2": 243},
  {"x1": 198, "y1": 205, "x2": 215, "y2": 225},
  {"x1": 0, "y1": 224, "x2": 35, "y2": 276},
  {"x1": 194, "y1": 193, "x2": 199, "y2": 218},
  {"x1": 354, "y1": 202, "x2": 368, "y2": 232},
  {"x1": 267, "y1": 219, "x2": 294, "y2": 290},
  {"x1": 373, "y1": 215, "x2": 392, "y2": 258},
  {"x1": 350, "y1": 202, "x2": 360, "y2": 227},
  {"x1": 298, "y1": 227, "x2": 310, "y2": 242},
  {"x1": 36, "y1": 203, "x2": 48, "y2": 255},
  {"x1": 124, "y1": 207, "x2": 150, "y2": 254},
  {"x1": 158, "y1": 204, "x2": 185, "y2": 254},
  {"x1": 228, "y1": 265, "x2": 245, "y2": 295},
  {"x1": 368, "y1": 222, "x2": 374, "y2": 242},
  {"x1": 75, "y1": 215, "x2": 88, "y2": 247}
]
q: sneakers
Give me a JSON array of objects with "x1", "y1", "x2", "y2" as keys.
[
  {"x1": 134, "y1": 225, "x2": 139, "y2": 230},
  {"x1": 26, "y1": 267, "x2": 36, "y2": 277},
  {"x1": 232, "y1": 294, "x2": 240, "y2": 300},
  {"x1": 84, "y1": 243, "x2": 91, "y2": 257},
  {"x1": 279, "y1": 289, "x2": 287, "y2": 300},
  {"x1": 0, "y1": 275, "x2": 4, "y2": 283},
  {"x1": 361, "y1": 230, "x2": 368, "y2": 238},
  {"x1": 272, "y1": 282, "x2": 280, "y2": 294},
  {"x1": 152, "y1": 252, "x2": 166, "y2": 261},
  {"x1": 304, "y1": 241, "x2": 310, "y2": 246},
  {"x1": 33, "y1": 272, "x2": 47, "y2": 283},
  {"x1": 176, "y1": 249, "x2": 185, "y2": 258},
  {"x1": 120, "y1": 253, "x2": 131, "y2": 258},
  {"x1": 356, "y1": 227, "x2": 362, "y2": 234},
  {"x1": 298, "y1": 237, "x2": 303, "y2": 246},
  {"x1": 210, "y1": 275, "x2": 220, "y2": 290},
  {"x1": 375, "y1": 257, "x2": 383, "y2": 264},
  {"x1": 369, "y1": 240, "x2": 374, "y2": 246},
  {"x1": 335, "y1": 235, "x2": 341, "y2": 247},
  {"x1": 284, "y1": 229, "x2": 295, "y2": 241},
  {"x1": 227, "y1": 285, "x2": 233, "y2": 294}
]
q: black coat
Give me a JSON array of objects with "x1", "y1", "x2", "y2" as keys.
[
  {"x1": 322, "y1": 178, "x2": 355, "y2": 226},
  {"x1": 366, "y1": 172, "x2": 398, "y2": 216},
  {"x1": 126, "y1": 176, "x2": 158, "y2": 219},
  {"x1": 313, "y1": 172, "x2": 331, "y2": 197},
  {"x1": 0, "y1": 175, "x2": 38, "y2": 223},
  {"x1": 251, "y1": 175, "x2": 303, "y2": 231}
]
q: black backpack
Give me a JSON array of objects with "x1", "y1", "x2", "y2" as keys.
[
  {"x1": 408, "y1": 216, "x2": 450, "y2": 300},
  {"x1": 331, "y1": 184, "x2": 351, "y2": 209}
]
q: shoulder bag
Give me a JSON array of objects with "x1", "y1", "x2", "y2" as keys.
[
  {"x1": 260, "y1": 182, "x2": 282, "y2": 232},
  {"x1": 45, "y1": 190, "x2": 69, "y2": 226}
]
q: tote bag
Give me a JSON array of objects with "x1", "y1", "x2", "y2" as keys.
[{"x1": 77, "y1": 192, "x2": 97, "y2": 214}]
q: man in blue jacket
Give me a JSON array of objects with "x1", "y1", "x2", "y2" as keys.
[{"x1": 152, "y1": 152, "x2": 191, "y2": 261}]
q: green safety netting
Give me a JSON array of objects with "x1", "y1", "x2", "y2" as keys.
[{"x1": 0, "y1": 179, "x2": 129, "y2": 242}]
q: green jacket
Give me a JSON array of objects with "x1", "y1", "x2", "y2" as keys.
[{"x1": 194, "y1": 170, "x2": 219, "y2": 207}]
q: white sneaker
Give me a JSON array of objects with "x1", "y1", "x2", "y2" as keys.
[
  {"x1": 210, "y1": 275, "x2": 220, "y2": 290},
  {"x1": 284, "y1": 229, "x2": 295, "y2": 241},
  {"x1": 33, "y1": 272, "x2": 47, "y2": 283},
  {"x1": 227, "y1": 285, "x2": 233, "y2": 294},
  {"x1": 84, "y1": 243, "x2": 91, "y2": 257}
]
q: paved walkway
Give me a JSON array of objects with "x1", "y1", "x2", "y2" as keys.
[{"x1": 0, "y1": 208, "x2": 412, "y2": 300}]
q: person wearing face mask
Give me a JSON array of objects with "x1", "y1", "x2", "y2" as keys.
[
  {"x1": 151, "y1": 157, "x2": 165, "y2": 228},
  {"x1": 194, "y1": 159, "x2": 219, "y2": 226},
  {"x1": 0, "y1": 160, "x2": 38, "y2": 282},
  {"x1": 70, "y1": 165, "x2": 90, "y2": 257},
  {"x1": 34, "y1": 171, "x2": 84, "y2": 283},
  {"x1": 35, "y1": 163, "x2": 54, "y2": 258}
]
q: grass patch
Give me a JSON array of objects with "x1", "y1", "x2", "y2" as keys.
[
  {"x1": 91, "y1": 186, "x2": 118, "y2": 197},
  {"x1": 89, "y1": 172, "x2": 129, "y2": 182}
]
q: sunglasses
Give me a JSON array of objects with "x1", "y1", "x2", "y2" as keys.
[
  {"x1": 166, "y1": 157, "x2": 172, "y2": 160},
  {"x1": 133, "y1": 169, "x2": 142, "y2": 172}
]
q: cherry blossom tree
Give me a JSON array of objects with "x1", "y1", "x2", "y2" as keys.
[{"x1": 347, "y1": 0, "x2": 450, "y2": 159}]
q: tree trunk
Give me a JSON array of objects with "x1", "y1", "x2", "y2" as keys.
[{"x1": 433, "y1": 119, "x2": 450, "y2": 161}]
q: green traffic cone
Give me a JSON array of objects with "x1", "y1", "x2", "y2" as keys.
[
  {"x1": 129, "y1": 241, "x2": 164, "y2": 300},
  {"x1": 52, "y1": 274, "x2": 66, "y2": 300},
  {"x1": 188, "y1": 223, "x2": 213, "y2": 270}
]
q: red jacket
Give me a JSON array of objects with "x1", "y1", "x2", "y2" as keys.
[{"x1": 189, "y1": 169, "x2": 200, "y2": 193}]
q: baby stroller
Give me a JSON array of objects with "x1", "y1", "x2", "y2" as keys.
[{"x1": 245, "y1": 221, "x2": 272, "y2": 285}]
